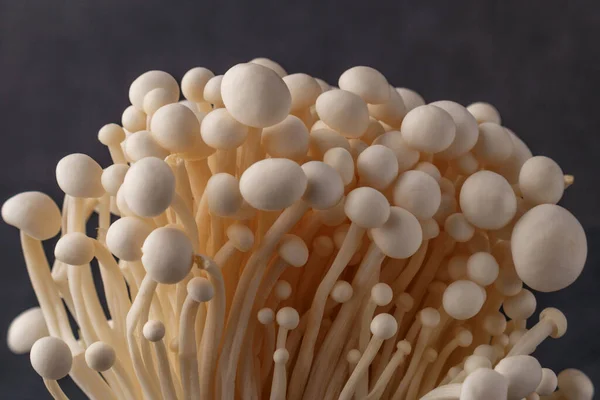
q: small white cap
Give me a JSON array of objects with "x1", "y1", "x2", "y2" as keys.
[
  {"x1": 30, "y1": 336, "x2": 72, "y2": 380},
  {"x1": 85, "y1": 342, "x2": 116, "y2": 372},
  {"x1": 7, "y1": 307, "x2": 49, "y2": 354}
]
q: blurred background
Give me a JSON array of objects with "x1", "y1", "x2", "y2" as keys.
[{"x1": 0, "y1": 0, "x2": 598, "y2": 397}]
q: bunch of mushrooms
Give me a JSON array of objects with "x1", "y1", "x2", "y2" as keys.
[{"x1": 3, "y1": 58, "x2": 594, "y2": 400}]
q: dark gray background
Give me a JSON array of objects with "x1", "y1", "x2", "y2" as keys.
[{"x1": 0, "y1": 0, "x2": 598, "y2": 398}]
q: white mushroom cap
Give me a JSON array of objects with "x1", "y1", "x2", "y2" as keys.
[
  {"x1": 122, "y1": 157, "x2": 176, "y2": 217},
  {"x1": 300, "y1": 161, "x2": 344, "y2": 210},
  {"x1": 150, "y1": 103, "x2": 200, "y2": 152},
  {"x1": 283, "y1": 73, "x2": 322, "y2": 112},
  {"x1": 106, "y1": 216, "x2": 154, "y2": 261},
  {"x1": 54, "y1": 232, "x2": 94, "y2": 266},
  {"x1": 518, "y1": 156, "x2": 564, "y2": 205},
  {"x1": 421, "y1": 218, "x2": 440, "y2": 240},
  {"x1": 370, "y1": 313, "x2": 397, "y2": 340},
  {"x1": 98, "y1": 123, "x2": 126, "y2": 146},
  {"x1": 181, "y1": 67, "x2": 215, "y2": 103},
  {"x1": 129, "y1": 70, "x2": 179, "y2": 111},
  {"x1": 122, "y1": 105, "x2": 146, "y2": 133},
  {"x1": 467, "y1": 102, "x2": 501, "y2": 124},
  {"x1": 143, "y1": 88, "x2": 176, "y2": 116},
  {"x1": 502, "y1": 289, "x2": 536, "y2": 320},
  {"x1": 473, "y1": 122, "x2": 513, "y2": 166},
  {"x1": 85, "y1": 342, "x2": 116, "y2": 372},
  {"x1": 187, "y1": 277, "x2": 215, "y2": 303},
  {"x1": 372, "y1": 131, "x2": 420, "y2": 172},
  {"x1": 203, "y1": 75, "x2": 224, "y2": 108},
  {"x1": 393, "y1": 170, "x2": 441, "y2": 219},
  {"x1": 370, "y1": 207, "x2": 423, "y2": 259},
  {"x1": 461, "y1": 368, "x2": 508, "y2": 400},
  {"x1": 261, "y1": 115, "x2": 309, "y2": 159},
  {"x1": 124, "y1": 130, "x2": 170, "y2": 162},
  {"x1": 338, "y1": 66, "x2": 390, "y2": 104},
  {"x1": 511, "y1": 204, "x2": 587, "y2": 292},
  {"x1": 371, "y1": 283, "x2": 393, "y2": 306},
  {"x1": 201, "y1": 108, "x2": 248, "y2": 150},
  {"x1": 274, "y1": 281, "x2": 292, "y2": 300},
  {"x1": 395, "y1": 88, "x2": 425, "y2": 112},
  {"x1": 494, "y1": 355, "x2": 543, "y2": 400},
  {"x1": 323, "y1": 147, "x2": 354, "y2": 186},
  {"x1": 443, "y1": 280, "x2": 486, "y2": 320},
  {"x1": 226, "y1": 223, "x2": 255, "y2": 252},
  {"x1": 360, "y1": 118, "x2": 386, "y2": 144},
  {"x1": 536, "y1": 368, "x2": 558, "y2": 396},
  {"x1": 56, "y1": 153, "x2": 104, "y2": 198},
  {"x1": 278, "y1": 235, "x2": 309, "y2": 267},
  {"x1": 143, "y1": 320, "x2": 166, "y2": 342},
  {"x1": 249, "y1": 57, "x2": 287, "y2": 78},
  {"x1": 315, "y1": 89, "x2": 370, "y2": 138},
  {"x1": 464, "y1": 355, "x2": 492, "y2": 374},
  {"x1": 205, "y1": 173, "x2": 243, "y2": 217},
  {"x1": 141, "y1": 227, "x2": 194, "y2": 284},
  {"x1": 367, "y1": 86, "x2": 406, "y2": 127},
  {"x1": 444, "y1": 213, "x2": 475, "y2": 243},
  {"x1": 346, "y1": 349, "x2": 362, "y2": 364},
  {"x1": 459, "y1": 170, "x2": 517, "y2": 230},
  {"x1": 400, "y1": 105, "x2": 456, "y2": 153},
  {"x1": 330, "y1": 281, "x2": 353, "y2": 303},
  {"x1": 490, "y1": 129, "x2": 532, "y2": 184},
  {"x1": 7, "y1": 307, "x2": 49, "y2": 354},
  {"x1": 30, "y1": 336, "x2": 72, "y2": 380},
  {"x1": 357, "y1": 144, "x2": 399, "y2": 189},
  {"x1": 557, "y1": 369, "x2": 594, "y2": 400},
  {"x1": 273, "y1": 349, "x2": 289, "y2": 364},
  {"x1": 430, "y1": 100, "x2": 479, "y2": 160},
  {"x1": 308, "y1": 129, "x2": 351, "y2": 159},
  {"x1": 221, "y1": 63, "x2": 291, "y2": 128},
  {"x1": 240, "y1": 158, "x2": 307, "y2": 211},
  {"x1": 257, "y1": 308, "x2": 275, "y2": 325},
  {"x1": 101, "y1": 164, "x2": 129, "y2": 196},
  {"x1": 344, "y1": 187, "x2": 390, "y2": 229},
  {"x1": 466, "y1": 252, "x2": 499, "y2": 286},
  {"x1": 2, "y1": 191, "x2": 61, "y2": 240},
  {"x1": 276, "y1": 307, "x2": 300, "y2": 330}
]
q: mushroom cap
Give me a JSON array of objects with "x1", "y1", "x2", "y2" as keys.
[
  {"x1": 330, "y1": 281, "x2": 353, "y2": 303},
  {"x1": 338, "y1": 66, "x2": 390, "y2": 104},
  {"x1": 221, "y1": 63, "x2": 291, "y2": 128},
  {"x1": 511, "y1": 204, "x2": 587, "y2": 292},
  {"x1": 461, "y1": 368, "x2": 508, "y2": 400},
  {"x1": 539, "y1": 307, "x2": 568, "y2": 338},
  {"x1": 141, "y1": 227, "x2": 194, "y2": 284},
  {"x1": 98, "y1": 123, "x2": 126, "y2": 146},
  {"x1": 315, "y1": 89, "x2": 370, "y2": 138},
  {"x1": 273, "y1": 349, "x2": 289, "y2": 364},
  {"x1": 181, "y1": 67, "x2": 215, "y2": 103},
  {"x1": 143, "y1": 88, "x2": 176, "y2": 116},
  {"x1": 456, "y1": 329, "x2": 474, "y2": 347},
  {"x1": 344, "y1": 187, "x2": 390, "y2": 229},
  {"x1": 346, "y1": 349, "x2": 362, "y2": 364},
  {"x1": 370, "y1": 313, "x2": 397, "y2": 340},
  {"x1": 205, "y1": 173, "x2": 243, "y2": 217},
  {"x1": 7, "y1": 307, "x2": 49, "y2": 354},
  {"x1": 187, "y1": 277, "x2": 215, "y2": 303},
  {"x1": 459, "y1": 170, "x2": 517, "y2": 230},
  {"x1": 490, "y1": 129, "x2": 532, "y2": 184},
  {"x1": 2, "y1": 191, "x2": 61, "y2": 240},
  {"x1": 203, "y1": 75, "x2": 224, "y2": 108},
  {"x1": 278, "y1": 235, "x2": 309, "y2": 267},
  {"x1": 464, "y1": 355, "x2": 492, "y2": 374},
  {"x1": 400, "y1": 105, "x2": 456, "y2": 153},
  {"x1": 56, "y1": 153, "x2": 104, "y2": 198},
  {"x1": 473, "y1": 123, "x2": 513, "y2": 167},
  {"x1": 466, "y1": 252, "x2": 499, "y2": 286},
  {"x1": 54, "y1": 233, "x2": 94, "y2": 266},
  {"x1": 395, "y1": 87, "x2": 425, "y2": 112},
  {"x1": 360, "y1": 118, "x2": 386, "y2": 144},
  {"x1": 261, "y1": 115, "x2": 309, "y2": 159},
  {"x1": 85, "y1": 342, "x2": 116, "y2": 372},
  {"x1": 393, "y1": 170, "x2": 441, "y2": 219},
  {"x1": 371, "y1": 207, "x2": 422, "y2": 259},
  {"x1": 357, "y1": 144, "x2": 399, "y2": 190},
  {"x1": 536, "y1": 368, "x2": 558, "y2": 396},
  {"x1": 323, "y1": 147, "x2": 354, "y2": 186},
  {"x1": 414, "y1": 162, "x2": 442, "y2": 182},
  {"x1": 122, "y1": 157, "x2": 176, "y2": 217},
  {"x1": 494, "y1": 355, "x2": 543, "y2": 400},
  {"x1": 518, "y1": 156, "x2": 564, "y2": 205},
  {"x1": 502, "y1": 289, "x2": 536, "y2": 321},
  {"x1": 201, "y1": 108, "x2": 248, "y2": 150},
  {"x1": 283, "y1": 73, "x2": 322, "y2": 112},
  {"x1": 274, "y1": 281, "x2": 292, "y2": 300},
  {"x1": 124, "y1": 130, "x2": 170, "y2": 162},
  {"x1": 129, "y1": 70, "x2": 179, "y2": 111},
  {"x1": 443, "y1": 280, "x2": 486, "y2": 320},
  {"x1": 372, "y1": 131, "x2": 420, "y2": 172},
  {"x1": 467, "y1": 102, "x2": 501, "y2": 124},
  {"x1": 257, "y1": 308, "x2": 275, "y2": 325},
  {"x1": 150, "y1": 103, "x2": 200, "y2": 152},
  {"x1": 143, "y1": 320, "x2": 166, "y2": 342},
  {"x1": 240, "y1": 158, "x2": 307, "y2": 211},
  {"x1": 301, "y1": 161, "x2": 344, "y2": 210},
  {"x1": 444, "y1": 213, "x2": 475, "y2": 243},
  {"x1": 421, "y1": 218, "x2": 440, "y2": 240},
  {"x1": 30, "y1": 336, "x2": 72, "y2": 380},
  {"x1": 276, "y1": 307, "x2": 300, "y2": 330},
  {"x1": 557, "y1": 369, "x2": 594, "y2": 400},
  {"x1": 249, "y1": 57, "x2": 287, "y2": 78},
  {"x1": 101, "y1": 164, "x2": 129, "y2": 196},
  {"x1": 226, "y1": 223, "x2": 254, "y2": 252},
  {"x1": 122, "y1": 105, "x2": 146, "y2": 133},
  {"x1": 106, "y1": 216, "x2": 153, "y2": 261},
  {"x1": 430, "y1": 100, "x2": 479, "y2": 160},
  {"x1": 420, "y1": 307, "x2": 441, "y2": 328},
  {"x1": 367, "y1": 86, "x2": 406, "y2": 127},
  {"x1": 371, "y1": 283, "x2": 393, "y2": 306}
]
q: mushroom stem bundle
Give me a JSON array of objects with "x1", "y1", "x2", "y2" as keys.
[{"x1": 3, "y1": 59, "x2": 594, "y2": 400}]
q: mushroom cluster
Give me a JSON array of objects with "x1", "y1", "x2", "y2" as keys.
[{"x1": 3, "y1": 59, "x2": 593, "y2": 400}]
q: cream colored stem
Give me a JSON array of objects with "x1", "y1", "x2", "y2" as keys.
[
  {"x1": 151, "y1": 339, "x2": 178, "y2": 400},
  {"x1": 506, "y1": 320, "x2": 553, "y2": 357},
  {"x1": 366, "y1": 345, "x2": 410, "y2": 400},
  {"x1": 373, "y1": 305, "x2": 409, "y2": 383},
  {"x1": 179, "y1": 296, "x2": 201, "y2": 400},
  {"x1": 171, "y1": 193, "x2": 200, "y2": 253},
  {"x1": 420, "y1": 384, "x2": 461, "y2": 400},
  {"x1": 269, "y1": 354, "x2": 287, "y2": 400},
  {"x1": 44, "y1": 379, "x2": 69, "y2": 400},
  {"x1": 420, "y1": 337, "x2": 460, "y2": 395},
  {"x1": 392, "y1": 325, "x2": 434, "y2": 400},
  {"x1": 338, "y1": 337, "x2": 385, "y2": 400}
]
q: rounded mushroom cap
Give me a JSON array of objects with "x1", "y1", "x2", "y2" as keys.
[
  {"x1": 143, "y1": 320, "x2": 166, "y2": 342},
  {"x1": 124, "y1": 130, "x2": 170, "y2": 161},
  {"x1": 414, "y1": 162, "x2": 442, "y2": 182},
  {"x1": 459, "y1": 170, "x2": 517, "y2": 230},
  {"x1": 371, "y1": 283, "x2": 393, "y2": 306},
  {"x1": 150, "y1": 103, "x2": 200, "y2": 152},
  {"x1": 283, "y1": 73, "x2": 322, "y2": 112},
  {"x1": 443, "y1": 280, "x2": 486, "y2": 320},
  {"x1": 421, "y1": 218, "x2": 440, "y2": 240},
  {"x1": 201, "y1": 108, "x2": 248, "y2": 150},
  {"x1": 278, "y1": 235, "x2": 309, "y2": 267},
  {"x1": 371, "y1": 207, "x2": 423, "y2": 259},
  {"x1": 338, "y1": 66, "x2": 390, "y2": 104},
  {"x1": 273, "y1": 348, "x2": 289, "y2": 364},
  {"x1": 203, "y1": 75, "x2": 224, "y2": 108},
  {"x1": 360, "y1": 118, "x2": 386, "y2": 144},
  {"x1": 181, "y1": 67, "x2": 215, "y2": 103},
  {"x1": 491, "y1": 129, "x2": 532, "y2": 184},
  {"x1": 85, "y1": 342, "x2": 116, "y2": 372},
  {"x1": 98, "y1": 123, "x2": 126, "y2": 146},
  {"x1": 372, "y1": 131, "x2": 420, "y2": 172},
  {"x1": 419, "y1": 307, "x2": 441, "y2": 328},
  {"x1": 456, "y1": 329, "x2": 474, "y2": 347},
  {"x1": 106, "y1": 216, "x2": 153, "y2": 261},
  {"x1": 187, "y1": 277, "x2": 214, "y2": 303},
  {"x1": 518, "y1": 156, "x2": 564, "y2": 205},
  {"x1": 447, "y1": 255, "x2": 468, "y2": 280},
  {"x1": 323, "y1": 147, "x2": 354, "y2": 186},
  {"x1": 141, "y1": 227, "x2": 194, "y2": 284},
  {"x1": 344, "y1": 187, "x2": 390, "y2": 228},
  {"x1": 261, "y1": 115, "x2": 309, "y2": 159},
  {"x1": 249, "y1": 57, "x2": 287, "y2": 78},
  {"x1": 240, "y1": 158, "x2": 307, "y2": 211},
  {"x1": 226, "y1": 223, "x2": 254, "y2": 252},
  {"x1": 370, "y1": 313, "x2": 397, "y2": 340},
  {"x1": 357, "y1": 144, "x2": 399, "y2": 189},
  {"x1": 221, "y1": 63, "x2": 291, "y2": 128},
  {"x1": 122, "y1": 105, "x2": 147, "y2": 133},
  {"x1": 276, "y1": 307, "x2": 300, "y2": 330},
  {"x1": 536, "y1": 368, "x2": 558, "y2": 396},
  {"x1": 129, "y1": 70, "x2": 179, "y2": 111},
  {"x1": 143, "y1": 88, "x2": 176, "y2": 116},
  {"x1": 467, "y1": 102, "x2": 501, "y2": 124},
  {"x1": 30, "y1": 336, "x2": 72, "y2": 380},
  {"x1": 308, "y1": 128, "x2": 351, "y2": 159},
  {"x1": 483, "y1": 312, "x2": 507, "y2": 336},
  {"x1": 56, "y1": 153, "x2": 104, "y2": 198},
  {"x1": 330, "y1": 281, "x2": 353, "y2": 303},
  {"x1": 257, "y1": 308, "x2": 275, "y2": 325},
  {"x1": 430, "y1": 100, "x2": 479, "y2": 160},
  {"x1": 539, "y1": 307, "x2": 567, "y2": 338},
  {"x1": 7, "y1": 307, "x2": 49, "y2": 354},
  {"x1": 274, "y1": 280, "x2": 292, "y2": 300},
  {"x1": 54, "y1": 233, "x2": 94, "y2": 266},
  {"x1": 101, "y1": 164, "x2": 129, "y2": 196},
  {"x1": 444, "y1": 213, "x2": 475, "y2": 243},
  {"x1": 122, "y1": 157, "x2": 176, "y2": 217},
  {"x1": 346, "y1": 349, "x2": 362, "y2": 364},
  {"x1": 502, "y1": 289, "x2": 536, "y2": 321},
  {"x1": 301, "y1": 161, "x2": 344, "y2": 210},
  {"x1": 473, "y1": 122, "x2": 513, "y2": 166},
  {"x1": 2, "y1": 191, "x2": 61, "y2": 240},
  {"x1": 205, "y1": 173, "x2": 243, "y2": 217},
  {"x1": 461, "y1": 369, "x2": 508, "y2": 400},
  {"x1": 467, "y1": 252, "x2": 499, "y2": 287},
  {"x1": 494, "y1": 355, "x2": 543, "y2": 400},
  {"x1": 315, "y1": 89, "x2": 370, "y2": 138},
  {"x1": 474, "y1": 344, "x2": 497, "y2": 363},
  {"x1": 511, "y1": 204, "x2": 587, "y2": 292},
  {"x1": 393, "y1": 170, "x2": 441, "y2": 219},
  {"x1": 367, "y1": 86, "x2": 406, "y2": 127},
  {"x1": 400, "y1": 105, "x2": 456, "y2": 153},
  {"x1": 396, "y1": 88, "x2": 425, "y2": 112},
  {"x1": 464, "y1": 355, "x2": 492, "y2": 374},
  {"x1": 557, "y1": 369, "x2": 594, "y2": 400}
]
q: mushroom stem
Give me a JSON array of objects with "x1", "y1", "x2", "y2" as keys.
[
  {"x1": 507, "y1": 314, "x2": 558, "y2": 357},
  {"x1": 178, "y1": 296, "x2": 202, "y2": 400},
  {"x1": 170, "y1": 193, "x2": 200, "y2": 253},
  {"x1": 338, "y1": 335, "x2": 386, "y2": 400},
  {"x1": 44, "y1": 378, "x2": 69, "y2": 400},
  {"x1": 149, "y1": 339, "x2": 178, "y2": 400},
  {"x1": 420, "y1": 383, "x2": 462, "y2": 400},
  {"x1": 366, "y1": 341, "x2": 411, "y2": 400},
  {"x1": 269, "y1": 349, "x2": 289, "y2": 400}
]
